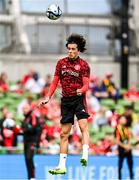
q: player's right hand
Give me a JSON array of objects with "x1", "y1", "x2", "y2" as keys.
[
  {"x1": 76, "y1": 89, "x2": 82, "y2": 96},
  {"x1": 38, "y1": 97, "x2": 50, "y2": 108}
]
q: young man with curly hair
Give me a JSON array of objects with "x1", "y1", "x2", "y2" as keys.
[{"x1": 39, "y1": 34, "x2": 90, "y2": 175}]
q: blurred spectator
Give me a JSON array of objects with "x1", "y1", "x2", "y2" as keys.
[
  {"x1": 47, "y1": 136, "x2": 60, "y2": 154},
  {"x1": 89, "y1": 134, "x2": 115, "y2": 155},
  {"x1": 93, "y1": 78, "x2": 109, "y2": 100},
  {"x1": 93, "y1": 107, "x2": 112, "y2": 130},
  {"x1": 132, "y1": 118, "x2": 139, "y2": 142},
  {"x1": 107, "y1": 139, "x2": 118, "y2": 156},
  {"x1": 90, "y1": 139, "x2": 107, "y2": 155},
  {"x1": 43, "y1": 120, "x2": 61, "y2": 139},
  {"x1": 2, "y1": 120, "x2": 15, "y2": 147},
  {"x1": 102, "y1": 72, "x2": 120, "y2": 100},
  {"x1": 41, "y1": 74, "x2": 52, "y2": 97},
  {"x1": 22, "y1": 69, "x2": 45, "y2": 95},
  {"x1": 108, "y1": 109, "x2": 119, "y2": 128},
  {"x1": 68, "y1": 134, "x2": 82, "y2": 154},
  {"x1": 46, "y1": 98, "x2": 61, "y2": 122},
  {"x1": 124, "y1": 105, "x2": 134, "y2": 127},
  {"x1": 22, "y1": 68, "x2": 36, "y2": 86},
  {"x1": 45, "y1": 74, "x2": 52, "y2": 87},
  {"x1": 0, "y1": 72, "x2": 9, "y2": 93},
  {"x1": 86, "y1": 90, "x2": 100, "y2": 114},
  {"x1": 124, "y1": 84, "x2": 139, "y2": 103},
  {"x1": 89, "y1": 74, "x2": 98, "y2": 93},
  {"x1": 2, "y1": 112, "x2": 17, "y2": 147},
  {"x1": 10, "y1": 80, "x2": 24, "y2": 94},
  {"x1": 0, "y1": 107, "x2": 9, "y2": 146},
  {"x1": 99, "y1": 134, "x2": 114, "y2": 155},
  {"x1": 132, "y1": 142, "x2": 139, "y2": 156},
  {"x1": 39, "y1": 128, "x2": 48, "y2": 149},
  {"x1": 25, "y1": 72, "x2": 45, "y2": 94}
]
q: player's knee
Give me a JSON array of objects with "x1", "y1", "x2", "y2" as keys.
[{"x1": 60, "y1": 131, "x2": 69, "y2": 140}]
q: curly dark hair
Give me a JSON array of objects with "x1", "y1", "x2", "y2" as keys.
[{"x1": 66, "y1": 34, "x2": 86, "y2": 52}]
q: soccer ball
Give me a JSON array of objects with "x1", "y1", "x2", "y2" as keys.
[{"x1": 46, "y1": 4, "x2": 62, "y2": 20}]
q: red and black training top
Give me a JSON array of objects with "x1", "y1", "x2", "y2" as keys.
[{"x1": 53, "y1": 56, "x2": 90, "y2": 97}]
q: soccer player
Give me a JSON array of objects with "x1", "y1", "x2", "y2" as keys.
[
  {"x1": 115, "y1": 114, "x2": 134, "y2": 180},
  {"x1": 39, "y1": 34, "x2": 90, "y2": 175}
]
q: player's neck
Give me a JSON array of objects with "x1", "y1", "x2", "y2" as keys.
[{"x1": 68, "y1": 56, "x2": 79, "y2": 61}]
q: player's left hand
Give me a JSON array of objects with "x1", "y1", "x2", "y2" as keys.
[
  {"x1": 76, "y1": 89, "x2": 82, "y2": 96},
  {"x1": 38, "y1": 96, "x2": 50, "y2": 108}
]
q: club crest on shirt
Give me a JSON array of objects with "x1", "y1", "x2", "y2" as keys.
[
  {"x1": 74, "y1": 65, "x2": 80, "y2": 70},
  {"x1": 62, "y1": 65, "x2": 66, "y2": 68}
]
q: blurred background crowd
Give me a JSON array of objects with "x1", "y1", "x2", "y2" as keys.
[{"x1": 1, "y1": 69, "x2": 139, "y2": 156}]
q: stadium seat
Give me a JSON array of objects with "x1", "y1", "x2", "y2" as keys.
[
  {"x1": 117, "y1": 99, "x2": 132, "y2": 107},
  {"x1": 100, "y1": 99, "x2": 115, "y2": 109},
  {"x1": 101, "y1": 126, "x2": 114, "y2": 134},
  {"x1": 6, "y1": 92, "x2": 22, "y2": 99},
  {"x1": 95, "y1": 132, "x2": 105, "y2": 141},
  {"x1": 114, "y1": 104, "x2": 125, "y2": 114}
]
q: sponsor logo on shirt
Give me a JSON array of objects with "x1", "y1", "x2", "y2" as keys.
[{"x1": 61, "y1": 70, "x2": 79, "y2": 77}]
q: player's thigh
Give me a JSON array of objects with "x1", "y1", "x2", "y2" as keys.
[
  {"x1": 61, "y1": 103, "x2": 74, "y2": 124},
  {"x1": 75, "y1": 96, "x2": 89, "y2": 120}
]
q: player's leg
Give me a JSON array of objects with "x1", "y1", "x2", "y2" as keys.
[
  {"x1": 49, "y1": 123, "x2": 72, "y2": 175},
  {"x1": 78, "y1": 118, "x2": 89, "y2": 166},
  {"x1": 126, "y1": 151, "x2": 134, "y2": 179},
  {"x1": 75, "y1": 95, "x2": 90, "y2": 166},
  {"x1": 58, "y1": 123, "x2": 72, "y2": 168},
  {"x1": 118, "y1": 153, "x2": 124, "y2": 180}
]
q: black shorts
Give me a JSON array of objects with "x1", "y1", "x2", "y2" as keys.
[{"x1": 60, "y1": 95, "x2": 90, "y2": 124}]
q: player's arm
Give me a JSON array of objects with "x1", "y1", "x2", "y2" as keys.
[
  {"x1": 77, "y1": 77, "x2": 89, "y2": 96},
  {"x1": 46, "y1": 75, "x2": 59, "y2": 99},
  {"x1": 77, "y1": 62, "x2": 90, "y2": 96},
  {"x1": 39, "y1": 75, "x2": 59, "y2": 106},
  {"x1": 39, "y1": 60, "x2": 61, "y2": 107}
]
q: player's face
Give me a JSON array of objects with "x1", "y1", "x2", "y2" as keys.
[{"x1": 67, "y1": 43, "x2": 80, "y2": 60}]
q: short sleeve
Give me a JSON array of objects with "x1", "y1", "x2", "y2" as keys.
[
  {"x1": 82, "y1": 62, "x2": 90, "y2": 78},
  {"x1": 54, "y1": 60, "x2": 61, "y2": 77}
]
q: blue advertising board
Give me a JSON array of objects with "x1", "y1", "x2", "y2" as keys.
[{"x1": 0, "y1": 154, "x2": 139, "y2": 180}]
